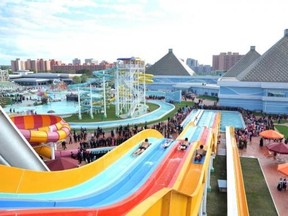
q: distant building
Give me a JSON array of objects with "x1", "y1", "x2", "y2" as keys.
[
  {"x1": 212, "y1": 52, "x2": 243, "y2": 71},
  {"x1": 51, "y1": 63, "x2": 113, "y2": 73},
  {"x1": 85, "y1": 58, "x2": 98, "y2": 65},
  {"x1": 10, "y1": 58, "x2": 111, "y2": 73},
  {"x1": 37, "y1": 59, "x2": 51, "y2": 72},
  {"x1": 72, "y1": 58, "x2": 81, "y2": 65},
  {"x1": 10, "y1": 72, "x2": 80, "y2": 86},
  {"x1": 186, "y1": 58, "x2": 212, "y2": 75},
  {"x1": 11, "y1": 58, "x2": 25, "y2": 72},
  {"x1": 186, "y1": 58, "x2": 199, "y2": 68},
  {"x1": 0, "y1": 69, "x2": 9, "y2": 81},
  {"x1": 146, "y1": 49, "x2": 196, "y2": 76},
  {"x1": 196, "y1": 65, "x2": 213, "y2": 75}
]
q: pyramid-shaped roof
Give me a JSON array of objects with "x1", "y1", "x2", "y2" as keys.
[
  {"x1": 236, "y1": 29, "x2": 288, "y2": 82},
  {"x1": 146, "y1": 49, "x2": 196, "y2": 76},
  {"x1": 223, "y1": 46, "x2": 261, "y2": 78}
]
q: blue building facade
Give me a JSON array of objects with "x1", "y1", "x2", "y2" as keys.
[{"x1": 218, "y1": 30, "x2": 288, "y2": 114}]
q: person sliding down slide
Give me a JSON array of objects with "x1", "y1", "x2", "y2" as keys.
[
  {"x1": 194, "y1": 144, "x2": 206, "y2": 162},
  {"x1": 178, "y1": 137, "x2": 190, "y2": 150},
  {"x1": 133, "y1": 138, "x2": 150, "y2": 156},
  {"x1": 162, "y1": 138, "x2": 173, "y2": 149}
]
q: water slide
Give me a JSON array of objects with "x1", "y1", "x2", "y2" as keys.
[
  {"x1": 0, "y1": 122, "x2": 204, "y2": 216},
  {"x1": 126, "y1": 111, "x2": 221, "y2": 216},
  {"x1": 0, "y1": 106, "x2": 49, "y2": 171},
  {"x1": 0, "y1": 137, "x2": 173, "y2": 209},
  {"x1": 9, "y1": 114, "x2": 71, "y2": 159},
  {"x1": 0, "y1": 110, "x2": 223, "y2": 216},
  {"x1": 226, "y1": 126, "x2": 249, "y2": 216},
  {"x1": 0, "y1": 129, "x2": 163, "y2": 194}
]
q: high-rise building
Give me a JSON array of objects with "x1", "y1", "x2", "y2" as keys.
[
  {"x1": 212, "y1": 52, "x2": 243, "y2": 71},
  {"x1": 186, "y1": 58, "x2": 199, "y2": 69},
  {"x1": 30, "y1": 60, "x2": 38, "y2": 72},
  {"x1": 85, "y1": 58, "x2": 98, "y2": 65},
  {"x1": 72, "y1": 58, "x2": 81, "y2": 65},
  {"x1": 11, "y1": 58, "x2": 25, "y2": 72},
  {"x1": 50, "y1": 59, "x2": 62, "y2": 67},
  {"x1": 186, "y1": 58, "x2": 213, "y2": 74}
]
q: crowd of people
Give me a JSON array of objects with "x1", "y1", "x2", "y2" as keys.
[
  {"x1": 63, "y1": 99, "x2": 288, "y2": 169},
  {"x1": 65, "y1": 104, "x2": 194, "y2": 164},
  {"x1": 230, "y1": 109, "x2": 288, "y2": 149}
]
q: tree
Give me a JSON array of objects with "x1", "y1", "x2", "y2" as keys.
[
  {"x1": 73, "y1": 76, "x2": 81, "y2": 84},
  {"x1": 76, "y1": 69, "x2": 92, "y2": 76}
]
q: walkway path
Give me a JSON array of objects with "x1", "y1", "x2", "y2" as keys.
[{"x1": 239, "y1": 136, "x2": 288, "y2": 216}]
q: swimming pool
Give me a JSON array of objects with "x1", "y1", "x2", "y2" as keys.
[
  {"x1": 220, "y1": 111, "x2": 246, "y2": 131},
  {"x1": 193, "y1": 110, "x2": 245, "y2": 131},
  {"x1": 4, "y1": 100, "x2": 79, "y2": 116}
]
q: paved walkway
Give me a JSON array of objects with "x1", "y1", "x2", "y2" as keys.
[{"x1": 239, "y1": 136, "x2": 288, "y2": 216}]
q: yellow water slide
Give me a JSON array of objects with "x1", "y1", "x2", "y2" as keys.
[
  {"x1": 127, "y1": 127, "x2": 216, "y2": 216},
  {"x1": 227, "y1": 127, "x2": 249, "y2": 216},
  {"x1": 0, "y1": 129, "x2": 163, "y2": 193}
]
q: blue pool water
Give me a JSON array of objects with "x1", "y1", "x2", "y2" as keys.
[
  {"x1": 192, "y1": 110, "x2": 245, "y2": 131},
  {"x1": 4, "y1": 100, "x2": 79, "y2": 116},
  {"x1": 220, "y1": 111, "x2": 245, "y2": 131}
]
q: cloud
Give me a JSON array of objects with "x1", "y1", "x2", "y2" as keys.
[{"x1": 0, "y1": 0, "x2": 288, "y2": 65}]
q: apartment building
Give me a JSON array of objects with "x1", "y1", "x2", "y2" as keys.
[{"x1": 212, "y1": 52, "x2": 243, "y2": 71}]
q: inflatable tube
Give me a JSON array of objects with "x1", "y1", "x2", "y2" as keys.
[{"x1": 10, "y1": 115, "x2": 71, "y2": 144}]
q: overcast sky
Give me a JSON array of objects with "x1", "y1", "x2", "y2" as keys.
[{"x1": 0, "y1": 0, "x2": 287, "y2": 65}]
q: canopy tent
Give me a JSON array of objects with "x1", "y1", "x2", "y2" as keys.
[
  {"x1": 266, "y1": 142, "x2": 288, "y2": 154},
  {"x1": 259, "y1": 130, "x2": 284, "y2": 140},
  {"x1": 277, "y1": 163, "x2": 288, "y2": 176}
]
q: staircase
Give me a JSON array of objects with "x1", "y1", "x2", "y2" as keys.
[{"x1": 217, "y1": 132, "x2": 227, "y2": 156}]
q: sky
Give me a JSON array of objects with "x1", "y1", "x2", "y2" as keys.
[{"x1": 0, "y1": 0, "x2": 287, "y2": 66}]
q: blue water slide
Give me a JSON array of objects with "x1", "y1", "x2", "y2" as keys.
[
  {"x1": 196, "y1": 110, "x2": 215, "y2": 128},
  {"x1": 0, "y1": 138, "x2": 156, "y2": 200}
]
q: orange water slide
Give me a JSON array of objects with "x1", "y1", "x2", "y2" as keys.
[
  {"x1": 10, "y1": 115, "x2": 71, "y2": 144},
  {"x1": 176, "y1": 127, "x2": 211, "y2": 194}
]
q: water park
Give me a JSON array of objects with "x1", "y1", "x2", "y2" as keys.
[{"x1": 0, "y1": 49, "x2": 288, "y2": 215}]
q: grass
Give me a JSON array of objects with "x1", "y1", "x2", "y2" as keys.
[
  {"x1": 64, "y1": 101, "x2": 195, "y2": 125},
  {"x1": 64, "y1": 103, "x2": 160, "y2": 122},
  {"x1": 241, "y1": 157, "x2": 277, "y2": 216},
  {"x1": 0, "y1": 97, "x2": 11, "y2": 107},
  {"x1": 207, "y1": 155, "x2": 227, "y2": 216},
  {"x1": 274, "y1": 125, "x2": 288, "y2": 139},
  {"x1": 197, "y1": 95, "x2": 218, "y2": 101},
  {"x1": 207, "y1": 156, "x2": 277, "y2": 216}
]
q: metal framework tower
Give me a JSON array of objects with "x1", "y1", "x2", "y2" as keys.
[{"x1": 115, "y1": 57, "x2": 147, "y2": 118}]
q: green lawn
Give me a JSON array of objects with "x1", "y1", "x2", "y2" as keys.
[
  {"x1": 64, "y1": 101, "x2": 194, "y2": 125},
  {"x1": 197, "y1": 95, "x2": 218, "y2": 101},
  {"x1": 64, "y1": 103, "x2": 159, "y2": 122},
  {"x1": 241, "y1": 157, "x2": 277, "y2": 216},
  {"x1": 207, "y1": 156, "x2": 277, "y2": 216},
  {"x1": 207, "y1": 155, "x2": 227, "y2": 216},
  {"x1": 274, "y1": 125, "x2": 288, "y2": 139}
]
